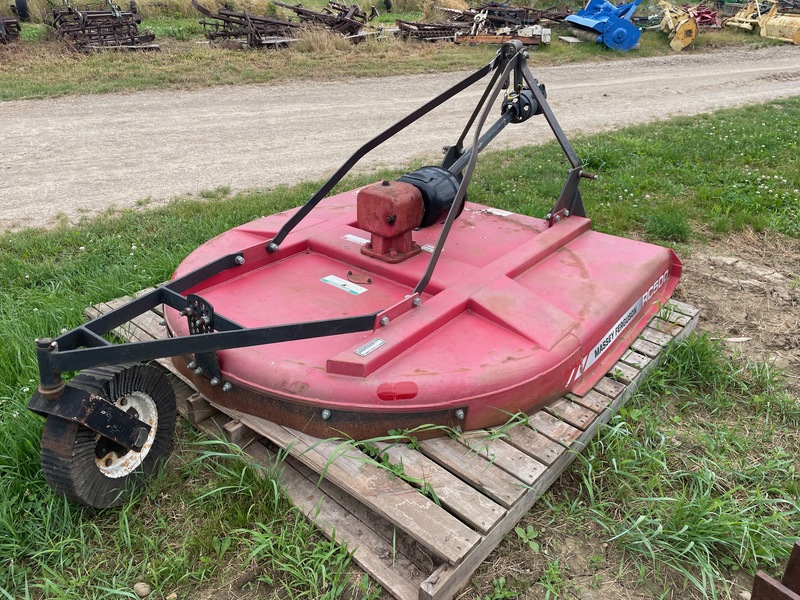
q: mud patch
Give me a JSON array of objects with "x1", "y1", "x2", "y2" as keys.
[{"x1": 675, "y1": 229, "x2": 800, "y2": 392}]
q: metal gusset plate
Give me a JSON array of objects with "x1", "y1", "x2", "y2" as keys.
[{"x1": 184, "y1": 294, "x2": 223, "y2": 385}]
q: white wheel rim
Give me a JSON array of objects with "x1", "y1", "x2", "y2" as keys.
[{"x1": 95, "y1": 391, "x2": 159, "y2": 478}]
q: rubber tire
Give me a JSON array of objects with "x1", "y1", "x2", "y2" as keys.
[
  {"x1": 40, "y1": 364, "x2": 176, "y2": 509},
  {"x1": 15, "y1": 0, "x2": 29, "y2": 22}
]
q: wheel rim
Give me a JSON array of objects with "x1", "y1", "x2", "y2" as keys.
[{"x1": 94, "y1": 391, "x2": 159, "y2": 478}]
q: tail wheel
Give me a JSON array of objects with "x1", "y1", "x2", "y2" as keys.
[{"x1": 40, "y1": 363, "x2": 177, "y2": 508}]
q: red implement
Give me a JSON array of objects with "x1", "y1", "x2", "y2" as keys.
[
  {"x1": 165, "y1": 190, "x2": 680, "y2": 438},
  {"x1": 29, "y1": 41, "x2": 682, "y2": 507}
]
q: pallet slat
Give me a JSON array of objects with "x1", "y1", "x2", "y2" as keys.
[
  {"x1": 505, "y1": 424, "x2": 566, "y2": 466},
  {"x1": 566, "y1": 390, "x2": 609, "y2": 414},
  {"x1": 528, "y1": 411, "x2": 582, "y2": 447},
  {"x1": 459, "y1": 432, "x2": 548, "y2": 486},
  {"x1": 545, "y1": 398, "x2": 596, "y2": 430},
  {"x1": 418, "y1": 436, "x2": 528, "y2": 509},
  {"x1": 226, "y1": 413, "x2": 481, "y2": 566},
  {"x1": 375, "y1": 441, "x2": 506, "y2": 535}
]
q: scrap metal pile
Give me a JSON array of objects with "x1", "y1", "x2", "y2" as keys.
[
  {"x1": 0, "y1": 14, "x2": 20, "y2": 43},
  {"x1": 778, "y1": 0, "x2": 800, "y2": 12},
  {"x1": 50, "y1": 0, "x2": 159, "y2": 51},
  {"x1": 397, "y1": 2, "x2": 570, "y2": 44},
  {"x1": 193, "y1": 0, "x2": 300, "y2": 47},
  {"x1": 273, "y1": 0, "x2": 378, "y2": 37},
  {"x1": 395, "y1": 19, "x2": 468, "y2": 41},
  {"x1": 689, "y1": 4, "x2": 721, "y2": 26},
  {"x1": 194, "y1": 0, "x2": 378, "y2": 47}
]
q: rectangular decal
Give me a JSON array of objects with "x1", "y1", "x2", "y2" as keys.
[
  {"x1": 567, "y1": 269, "x2": 670, "y2": 386},
  {"x1": 355, "y1": 338, "x2": 386, "y2": 357},
  {"x1": 485, "y1": 208, "x2": 512, "y2": 217},
  {"x1": 321, "y1": 275, "x2": 368, "y2": 295},
  {"x1": 421, "y1": 244, "x2": 436, "y2": 253},
  {"x1": 584, "y1": 297, "x2": 643, "y2": 372},
  {"x1": 342, "y1": 234, "x2": 369, "y2": 246}
]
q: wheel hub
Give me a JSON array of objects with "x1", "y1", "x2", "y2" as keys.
[{"x1": 95, "y1": 391, "x2": 159, "y2": 478}]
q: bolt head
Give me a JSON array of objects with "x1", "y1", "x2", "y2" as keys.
[
  {"x1": 222, "y1": 382, "x2": 233, "y2": 392},
  {"x1": 413, "y1": 297, "x2": 421, "y2": 307},
  {"x1": 194, "y1": 367, "x2": 203, "y2": 375},
  {"x1": 380, "y1": 316, "x2": 390, "y2": 326},
  {"x1": 268, "y1": 242, "x2": 279, "y2": 253},
  {"x1": 455, "y1": 408, "x2": 465, "y2": 420},
  {"x1": 187, "y1": 361, "x2": 197, "y2": 370},
  {"x1": 235, "y1": 255, "x2": 245, "y2": 265},
  {"x1": 210, "y1": 377, "x2": 220, "y2": 386},
  {"x1": 321, "y1": 409, "x2": 332, "y2": 421}
]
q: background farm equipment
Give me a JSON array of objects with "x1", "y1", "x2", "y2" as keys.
[
  {"x1": 273, "y1": 0, "x2": 378, "y2": 39},
  {"x1": 396, "y1": 19, "x2": 467, "y2": 41},
  {"x1": 724, "y1": 0, "x2": 800, "y2": 43},
  {"x1": 659, "y1": 0, "x2": 698, "y2": 49},
  {"x1": 50, "y1": 0, "x2": 159, "y2": 51},
  {"x1": 440, "y1": 2, "x2": 572, "y2": 28},
  {"x1": 690, "y1": 4, "x2": 721, "y2": 26},
  {"x1": 0, "y1": 14, "x2": 20, "y2": 43},
  {"x1": 193, "y1": 0, "x2": 299, "y2": 47},
  {"x1": 399, "y1": 2, "x2": 567, "y2": 44},
  {"x1": 565, "y1": 0, "x2": 642, "y2": 50}
]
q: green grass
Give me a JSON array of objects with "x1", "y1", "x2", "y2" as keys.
[
  {"x1": 145, "y1": 16, "x2": 205, "y2": 40},
  {"x1": 0, "y1": 97, "x2": 798, "y2": 598},
  {"x1": 468, "y1": 97, "x2": 800, "y2": 240},
  {"x1": 552, "y1": 334, "x2": 800, "y2": 598}
]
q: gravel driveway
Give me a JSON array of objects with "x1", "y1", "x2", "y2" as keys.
[{"x1": 1, "y1": 44, "x2": 799, "y2": 231}]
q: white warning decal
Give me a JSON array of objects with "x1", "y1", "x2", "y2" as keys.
[
  {"x1": 567, "y1": 269, "x2": 670, "y2": 385},
  {"x1": 342, "y1": 234, "x2": 369, "y2": 246},
  {"x1": 484, "y1": 208, "x2": 513, "y2": 217},
  {"x1": 321, "y1": 275, "x2": 368, "y2": 295}
]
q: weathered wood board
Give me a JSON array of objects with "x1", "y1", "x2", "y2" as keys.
[{"x1": 86, "y1": 295, "x2": 699, "y2": 600}]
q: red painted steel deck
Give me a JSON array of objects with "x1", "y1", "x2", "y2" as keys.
[{"x1": 164, "y1": 188, "x2": 681, "y2": 435}]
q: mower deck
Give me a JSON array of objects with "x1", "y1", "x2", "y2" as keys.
[{"x1": 165, "y1": 192, "x2": 680, "y2": 438}]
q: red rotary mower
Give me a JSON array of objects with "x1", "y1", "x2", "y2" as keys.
[{"x1": 28, "y1": 41, "x2": 681, "y2": 508}]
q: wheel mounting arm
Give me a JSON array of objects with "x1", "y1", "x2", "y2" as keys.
[{"x1": 28, "y1": 385, "x2": 151, "y2": 452}]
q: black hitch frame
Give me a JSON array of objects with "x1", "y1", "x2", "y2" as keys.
[{"x1": 28, "y1": 41, "x2": 591, "y2": 445}]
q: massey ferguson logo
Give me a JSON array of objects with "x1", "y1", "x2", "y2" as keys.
[{"x1": 566, "y1": 269, "x2": 670, "y2": 386}]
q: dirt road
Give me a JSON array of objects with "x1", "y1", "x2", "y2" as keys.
[{"x1": 1, "y1": 45, "x2": 799, "y2": 231}]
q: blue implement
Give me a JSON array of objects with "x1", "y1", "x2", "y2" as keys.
[{"x1": 565, "y1": 0, "x2": 642, "y2": 51}]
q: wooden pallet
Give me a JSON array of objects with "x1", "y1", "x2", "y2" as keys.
[
  {"x1": 752, "y1": 541, "x2": 800, "y2": 600},
  {"x1": 86, "y1": 295, "x2": 699, "y2": 600}
]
